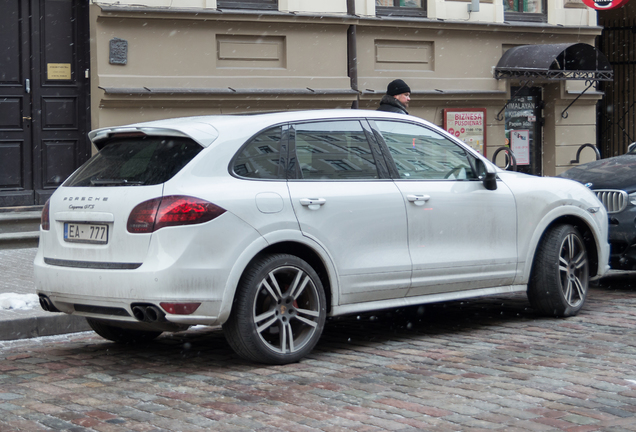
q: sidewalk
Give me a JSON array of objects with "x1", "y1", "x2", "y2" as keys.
[{"x1": 0, "y1": 247, "x2": 90, "y2": 340}]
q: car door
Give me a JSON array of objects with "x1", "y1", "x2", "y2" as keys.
[
  {"x1": 372, "y1": 119, "x2": 518, "y2": 296},
  {"x1": 286, "y1": 119, "x2": 412, "y2": 304}
]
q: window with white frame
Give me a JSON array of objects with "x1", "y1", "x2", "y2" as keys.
[
  {"x1": 375, "y1": 0, "x2": 426, "y2": 17},
  {"x1": 504, "y1": 0, "x2": 547, "y2": 22}
]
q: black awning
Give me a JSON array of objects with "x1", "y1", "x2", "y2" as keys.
[{"x1": 494, "y1": 43, "x2": 613, "y2": 82}]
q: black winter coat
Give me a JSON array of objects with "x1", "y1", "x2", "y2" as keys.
[{"x1": 376, "y1": 94, "x2": 409, "y2": 115}]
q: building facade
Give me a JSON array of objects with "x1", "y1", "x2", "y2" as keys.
[
  {"x1": 0, "y1": 0, "x2": 606, "y2": 207},
  {"x1": 598, "y1": 1, "x2": 636, "y2": 158}
]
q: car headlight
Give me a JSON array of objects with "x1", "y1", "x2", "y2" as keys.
[{"x1": 629, "y1": 192, "x2": 636, "y2": 206}]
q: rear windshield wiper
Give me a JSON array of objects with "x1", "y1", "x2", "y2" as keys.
[{"x1": 90, "y1": 179, "x2": 145, "y2": 186}]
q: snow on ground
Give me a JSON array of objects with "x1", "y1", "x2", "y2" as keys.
[{"x1": 0, "y1": 293, "x2": 39, "y2": 310}]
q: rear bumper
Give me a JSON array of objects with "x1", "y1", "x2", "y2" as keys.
[
  {"x1": 34, "y1": 215, "x2": 265, "y2": 328},
  {"x1": 37, "y1": 290, "x2": 221, "y2": 331},
  {"x1": 34, "y1": 260, "x2": 226, "y2": 328}
]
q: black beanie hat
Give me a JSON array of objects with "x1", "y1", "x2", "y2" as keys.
[{"x1": 387, "y1": 79, "x2": 411, "y2": 96}]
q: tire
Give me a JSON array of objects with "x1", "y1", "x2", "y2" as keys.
[
  {"x1": 86, "y1": 318, "x2": 162, "y2": 344},
  {"x1": 528, "y1": 224, "x2": 589, "y2": 317},
  {"x1": 223, "y1": 253, "x2": 327, "y2": 365}
]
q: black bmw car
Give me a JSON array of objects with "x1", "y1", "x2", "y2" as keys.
[{"x1": 559, "y1": 148, "x2": 636, "y2": 270}]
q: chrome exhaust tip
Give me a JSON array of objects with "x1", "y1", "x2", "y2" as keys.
[
  {"x1": 132, "y1": 305, "x2": 147, "y2": 322},
  {"x1": 131, "y1": 303, "x2": 165, "y2": 323},
  {"x1": 39, "y1": 295, "x2": 50, "y2": 311},
  {"x1": 38, "y1": 295, "x2": 61, "y2": 313},
  {"x1": 145, "y1": 306, "x2": 162, "y2": 322}
]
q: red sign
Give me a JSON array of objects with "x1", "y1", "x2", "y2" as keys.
[
  {"x1": 443, "y1": 108, "x2": 487, "y2": 156},
  {"x1": 582, "y1": 0, "x2": 629, "y2": 10}
]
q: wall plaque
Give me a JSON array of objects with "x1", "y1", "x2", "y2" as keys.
[
  {"x1": 47, "y1": 63, "x2": 71, "y2": 80},
  {"x1": 109, "y1": 38, "x2": 128, "y2": 65}
]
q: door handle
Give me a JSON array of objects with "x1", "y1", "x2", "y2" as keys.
[
  {"x1": 22, "y1": 117, "x2": 32, "y2": 121},
  {"x1": 299, "y1": 198, "x2": 326, "y2": 210},
  {"x1": 406, "y1": 194, "x2": 431, "y2": 206}
]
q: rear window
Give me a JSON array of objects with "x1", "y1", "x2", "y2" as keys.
[{"x1": 64, "y1": 136, "x2": 202, "y2": 187}]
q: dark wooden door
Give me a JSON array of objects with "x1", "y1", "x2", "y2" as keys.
[{"x1": 0, "y1": 0, "x2": 90, "y2": 207}]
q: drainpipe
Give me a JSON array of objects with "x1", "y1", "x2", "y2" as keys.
[{"x1": 347, "y1": 0, "x2": 359, "y2": 109}]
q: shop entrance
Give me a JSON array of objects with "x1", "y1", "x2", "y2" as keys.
[
  {"x1": 505, "y1": 86, "x2": 543, "y2": 176},
  {"x1": 0, "y1": 0, "x2": 91, "y2": 207}
]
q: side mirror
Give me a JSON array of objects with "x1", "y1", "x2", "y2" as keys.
[
  {"x1": 629, "y1": 142, "x2": 636, "y2": 153},
  {"x1": 476, "y1": 159, "x2": 497, "y2": 191}
]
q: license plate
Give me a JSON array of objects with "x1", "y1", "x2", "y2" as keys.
[{"x1": 64, "y1": 223, "x2": 109, "y2": 244}]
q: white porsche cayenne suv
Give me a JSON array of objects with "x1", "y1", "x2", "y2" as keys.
[{"x1": 34, "y1": 110, "x2": 610, "y2": 364}]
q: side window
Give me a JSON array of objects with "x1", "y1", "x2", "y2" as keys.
[
  {"x1": 293, "y1": 121, "x2": 379, "y2": 180},
  {"x1": 232, "y1": 126, "x2": 284, "y2": 179},
  {"x1": 375, "y1": 121, "x2": 477, "y2": 180}
]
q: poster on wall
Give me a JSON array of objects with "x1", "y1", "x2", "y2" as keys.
[
  {"x1": 443, "y1": 108, "x2": 487, "y2": 156},
  {"x1": 504, "y1": 88, "x2": 541, "y2": 175},
  {"x1": 510, "y1": 130, "x2": 530, "y2": 165}
]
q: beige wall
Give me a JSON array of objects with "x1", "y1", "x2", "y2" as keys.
[
  {"x1": 90, "y1": 5, "x2": 355, "y2": 128},
  {"x1": 354, "y1": 21, "x2": 599, "y2": 175},
  {"x1": 89, "y1": 2, "x2": 603, "y2": 176}
]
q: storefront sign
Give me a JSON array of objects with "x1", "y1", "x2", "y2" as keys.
[
  {"x1": 503, "y1": 87, "x2": 542, "y2": 175},
  {"x1": 581, "y1": 0, "x2": 629, "y2": 9},
  {"x1": 443, "y1": 108, "x2": 487, "y2": 156},
  {"x1": 510, "y1": 130, "x2": 530, "y2": 165},
  {"x1": 47, "y1": 63, "x2": 71, "y2": 80}
]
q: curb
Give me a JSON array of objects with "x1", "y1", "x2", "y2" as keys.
[
  {"x1": 0, "y1": 232, "x2": 40, "y2": 250},
  {"x1": 0, "y1": 314, "x2": 91, "y2": 341}
]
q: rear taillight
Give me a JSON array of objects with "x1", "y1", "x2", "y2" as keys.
[
  {"x1": 160, "y1": 302, "x2": 201, "y2": 315},
  {"x1": 41, "y1": 199, "x2": 50, "y2": 231},
  {"x1": 127, "y1": 197, "x2": 162, "y2": 233},
  {"x1": 127, "y1": 196, "x2": 225, "y2": 234}
]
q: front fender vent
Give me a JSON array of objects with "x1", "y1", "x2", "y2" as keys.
[{"x1": 594, "y1": 189, "x2": 628, "y2": 214}]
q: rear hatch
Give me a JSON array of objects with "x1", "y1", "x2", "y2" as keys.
[{"x1": 41, "y1": 133, "x2": 204, "y2": 267}]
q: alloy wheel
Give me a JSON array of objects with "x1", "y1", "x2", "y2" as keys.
[
  {"x1": 252, "y1": 265, "x2": 322, "y2": 355},
  {"x1": 558, "y1": 232, "x2": 588, "y2": 308}
]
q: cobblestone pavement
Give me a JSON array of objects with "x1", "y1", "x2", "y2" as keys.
[
  {"x1": 0, "y1": 248, "x2": 90, "y2": 339},
  {"x1": 1, "y1": 277, "x2": 636, "y2": 431},
  {"x1": 0, "y1": 248, "x2": 37, "y2": 296}
]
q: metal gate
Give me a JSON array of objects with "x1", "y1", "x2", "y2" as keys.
[{"x1": 598, "y1": 18, "x2": 636, "y2": 158}]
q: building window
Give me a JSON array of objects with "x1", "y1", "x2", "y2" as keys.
[
  {"x1": 376, "y1": 0, "x2": 426, "y2": 17},
  {"x1": 326, "y1": 160, "x2": 356, "y2": 171},
  {"x1": 504, "y1": 0, "x2": 547, "y2": 22},
  {"x1": 217, "y1": 0, "x2": 278, "y2": 11},
  {"x1": 258, "y1": 146, "x2": 274, "y2": 154}
]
